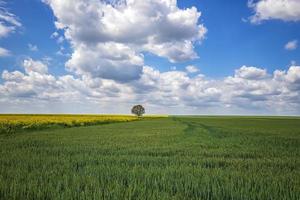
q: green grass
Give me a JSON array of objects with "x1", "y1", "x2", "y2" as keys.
[{"x1": 0, "y1": 116, "x2": 299, "y2": 199}]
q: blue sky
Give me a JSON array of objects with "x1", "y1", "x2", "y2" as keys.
[{"x1": 0, "y1": 0, "x2": 300, "y2": 114}]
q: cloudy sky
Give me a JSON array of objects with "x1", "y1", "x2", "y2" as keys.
[{"x1": 0, "y1": 0, "x2": 300, "y2": 115}]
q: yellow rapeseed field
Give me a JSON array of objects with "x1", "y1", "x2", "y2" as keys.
[{"x1": 0, "y1": 114, "x2": 140, "y2": 134}]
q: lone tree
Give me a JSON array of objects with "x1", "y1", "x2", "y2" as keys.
[{"x1": 131, "y1": 105, "x2": 145, "y2": 117}]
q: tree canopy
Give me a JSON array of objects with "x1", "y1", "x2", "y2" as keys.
[{"x1": 131, "y1": 105, "x2": 145, "y2": 117}]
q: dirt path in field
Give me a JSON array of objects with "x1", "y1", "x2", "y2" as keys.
[{"x1": 172, "y1": 117, "x2": 226, "y2": 138}]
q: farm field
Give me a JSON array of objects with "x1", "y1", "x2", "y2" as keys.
[
  {"x1": 0, "y1": 114, "x2": 140, "y2": 134},
  {"x1": 0, "y1": 116, "x2": 299, "y2": 199}
]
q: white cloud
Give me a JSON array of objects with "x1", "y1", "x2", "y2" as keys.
[
  {"x1": 1, "y1": 61, "x2": 300, "y2": 114},
  {"x1": 28, "y1": 43, "x2": 38, "y2": 52},
  {"x1": 1, "y1": 64, "x2": 56, "y2": 99},
  {"x1": 285, "y1": 40, "x2": 298, "y2": 50},
  {"x1": 248, "y1": 0, "x2": 300, "y2": 23},
  {"x1": 125, "y1": 65, "x2": 300, "y2": 113},
  {"x1": 0, "y1": 22, "x2": 13, "y2": 37},
  {"x1": 23, "y1": 58, "x2": 48, "y2": 74},
  {"x1": 225, "y1": 65, "x2": 300, "y2": 111},
  {"x1": 43, "y1": 0, "x2": 207, "y2": 82},
  {"x1": 0, "y1": 46, "x2": 10, "y2": 57},
  {"x1": 185, "y1": 65, "x2": 199, "y2": 73},
  {"x1": 234, "y1": 66, "x2": 268, "y2": 80},
  {"x1": 0, "y1": 58, "x2": 135, "y2": 113},
  {"x1": 278, "y1": 66, "x2": 300, "y2": 84},
  {"x1": 144, "y1": 41, "x2": 200, "y2": 63},
  {"x1": 65, "y1": 42, "x2": 144, "y2": 82},
  {"x1": 0, "y1": 1, "x2": 21, "y2": 37}
]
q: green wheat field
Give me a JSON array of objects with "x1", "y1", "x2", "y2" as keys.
[{"x1": 0, "y1": 116, "x2": 299, "y2": 199}]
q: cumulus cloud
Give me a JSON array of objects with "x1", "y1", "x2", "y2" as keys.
[
  {"x1": 0, "y1": 46, "x2": 10, "y2": 57},
  {"x1": 285, "y1": 40, "x2": 298, "y2": 50},
  {"x1": 0, "y1": 1, "x2": 21, "y2": 37},
  {"x1": 65, "y1": 42, "x2": 144, "y2": 81},
  {"x1": 0, "y1": 58, "x2": 134, "y2": 106},
  {"x1": 248, "y1": 0, "x2": 300, "y2": 23},
  {"x1": 1, "y1": 61, "x2": 300, "y2": 114},
  {"x1": 276, "y1": 66, "x2": 300, "y2": 85},
  {"x1": 23, "y1": 58, "x2": 48, "y2": 74},
  {"x1": 224, "y1": 66, "x2": 300, "y2": 113},
  {"x1": 185, "y1": 65, "x2": 199, "y2": 73},
  {"x1": 234, "y1": 66, "x2": 268, "y2": 80},
  {"x1": 1, "y1": 60, "x2": 55, "y2": 98},
  {"x1": 43, "y1": 0, "x2": 207, "y2": 82}
]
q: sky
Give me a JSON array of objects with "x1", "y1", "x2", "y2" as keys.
[{"x1": 0, "y1": 0, "x2": 300, "y2": 115}]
